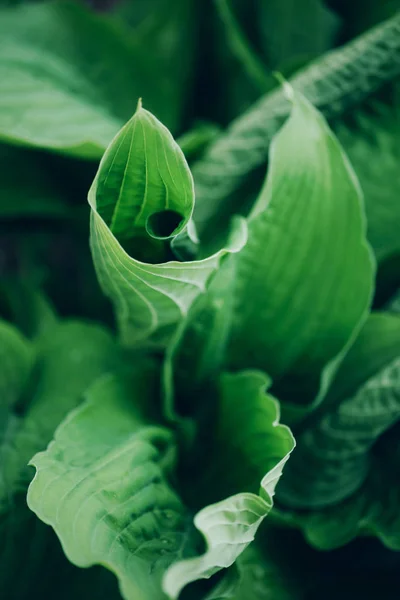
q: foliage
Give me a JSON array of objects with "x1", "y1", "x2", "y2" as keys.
[{"x1": 1, "y1": 1, "x2": 400, "y2": 598}]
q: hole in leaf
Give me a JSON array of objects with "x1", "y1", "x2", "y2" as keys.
[{"x1": 146, "y1": 210, "x2": 184, "y2": 239}]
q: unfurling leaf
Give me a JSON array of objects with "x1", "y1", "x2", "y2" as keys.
[
  {"x1": 228, "y1": 92, "x2": 374, "y2": 412},
  {"x1": 89, "y1": 104, "x2": 246, "y2": 349}
]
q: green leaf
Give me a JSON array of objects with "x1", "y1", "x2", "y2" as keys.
[
  {"x1": 163, "y1": 259, "x2": 237, "y2": 436},
  {"x1": 89, "y1": 106, "x2": 247, "y2": 349},
  {"x1": 28, "y1": 372, "x2": 195, "y2": 600},
  {"x1": 163, "y1": 371, "x2": 294, "y2": 599},
  {"x1": 205, "y1": 545, "x2": 299, "y2": 600},
  {"x1": 322, "y1": 312, "x2": 400, "y2": 411},
  {"x1": 0, "y1": 2, "x2": 167, "y2": 158},
  {"x1": 177, "y1": 122, "x2": 222, "y2": 161},
  {"x1": 0, "y1": 321, "x2": 124, "y2": 598},
  {"x1": 336, "y1": 105, "x2": 400, "y2": 263},
  {"x1": 192, "y1": 12, "x2": 400, "y2": 239},
  {"x1": 228, "y1": 92, "x2": 374, "y2": 410},
  {"x1": 115, "y1": 0, "x2": 197, "y2": 134},
  {"x1": 94, "y1": 100, "x2": 194, "y2": 248},
  {"x1": 1, "y1": 321, "x2": 122, "y2": 506},
  {"x1": 215, "y1": 0, "x2": 273, "y2": 93},
  {"x1": 0, "y1": 281, "x2": 57, "y2": 339},
  {"x1": 276, "y1": 434, "x2": 400, "y2": 550},
  {"x1": 257, "y1": 0, "x2": 339, "y2": 69},
  {"x1": 278, "y1": 355, "x2": 400, "y2": 508},
  {"x1": 0, "y1": 319, "x2": 32, "y2": 409}
]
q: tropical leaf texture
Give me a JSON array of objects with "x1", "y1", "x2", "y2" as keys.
[
  {"x1": 28, "y1": 373, "x2": 196, "y2": 600},
  {"x1": 89, "y1": 101, "x2": 246, "y2": 348},
  {"x1": 2, "y1": 2, "x2": 400, "y2": 598},
  {"x1": 276, "y1": 312, "x2": 400, "y2": 549},
  {"x1": 337, "y1": 104, "x2": 400, "y2": 263},
  {"x1": 192, "y1": 11, "x2": 400, "y2": 238}
]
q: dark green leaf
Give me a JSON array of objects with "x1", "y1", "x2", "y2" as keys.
[{"x1": 192, "y1": 12, "x2": 400, "y2": 239}]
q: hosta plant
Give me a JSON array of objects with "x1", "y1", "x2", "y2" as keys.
[{"x1": 1, "y1": 2, "x2": 400, "y2": 599}]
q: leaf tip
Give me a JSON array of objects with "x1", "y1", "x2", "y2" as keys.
[{"x1": 272, "y1": 72, "x2": 294, "y2": 101}]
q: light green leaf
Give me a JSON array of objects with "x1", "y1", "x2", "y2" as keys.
[
  {"x1": 0, "y1": 319, "x2": 32, "y2": 409},
  {"x1": 1, "y1": 321, "x2": 122, "y2": 506},
  {"x1": 89, "y1": 106, "x2": 247, "y2": 349},
  {"x1": 163, "y1": 371, "x2": 294, "y2": 599},
  {"x1": 0, "y1": 2, "x2": 166, "y2": 158},
  {"x1": 337, "y1": 105, "x2": 400, "y2": 263},
  {"x1": 257, "y1": 0, "x2": 339, "y2": 68},
  {"x1": 228, "y1": 92, "x2": 374, "y2": 410},
  {"x1": 28, "y1": 373, "x2": 195, "y2": 600},
  {"x1": 0, "y1": 321, "x2": 124, "y2": 597},
  {"x1": 192, "y1": 12, "x2": 400, "y2": 239},
  {"x1": 93, "y1": 101, "x2": 194, "y2": 248},
  {"x1": 164, "y1": 493, "x2": 270, "y2": 599}
]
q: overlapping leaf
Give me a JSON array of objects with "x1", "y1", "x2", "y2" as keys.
[
  {"x1": 227, "y1": 92, "x2": 374, "y2": 411},
  {"x1": 337, "y1": 105, "x2": 400, "y2": 263},
  {"x1": 278, "y1": 312, "x2": 400, "y2": 507},
  {"x1": 275, "y1": 312, "x2": 400, "y2": 549},
  {"x1": 0, "y1": 2, "x2": 167, "y2": 158},
  {"x1": 192, "y1": 11, "x2": 400, "y2": 238},
  {"x1": 89, "y1": 103, "x2": 246, "y2": 349},
  {"x1": 28, "y1": 372, "x2": 196, "y2": 600},
  {"x1": 163, "y1": 371, "x2": 294, "y2": 599},
  {"x1": 276, "y1": 440, "x2": 400, "y2": 551},
  {"x1": 0, "y1": 319, "x2": 32, "y2": 409},
  {"x1": 257, "y1": 0, "x2": 339, "y2": 69},
  {"x1": 0, "y1": 321, "x2": 124, "y2": 597}
]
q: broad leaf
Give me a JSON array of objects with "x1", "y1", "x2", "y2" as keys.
[
  {"x1": 321, "y1": 312, "x2": 400, "y2": 411},
  {"x1": 0, "y1": 2, "x2": 168, "y2": 158},
  {"x1": 276, "y1": 434, "x2": 400, "y2": 550},
  {"x1": 257, "y1": 0, "x2": 339, "y2": 69},
  {"x1": 0, "y1": 321, "x2": 123, "y2": 598},
  {"x1": 89, "y1": 104, "x2": 246, "y2": 348},
  {"x1": 28, "y1": 372, "x2": 195, "y2": 600},
  {"x1": 0, "y1": 282, "x2": 57, "y2": 339},
  {"x1": 115, "y1": 0, "x2": 197, "y2": 134},
  {"x1": 337, "y1": 105, "x2": 400, "y2": 263},
  {"x1": 1, "y1": 321, "x2": 122, "y2": 505},
  {"x1": 228, "y1": 92, "x2": 374, "y2": 409},
  {"x1": 0, "y1": 319, "x2": 32, "y2": 409},
  {"x1": 177, "y1": 122, "x2": 221, "y2": 161},
  {"x1": 163, "y1": 371, "x2": 294, "y2": 599},
  {"x1": 205, "y1": 544, "x2": 300, "y2": 600},
  {"x1": 215, "y1": 0, "x2": 273, "y2": 93},
  {"x1": 278, "y1": 356, "x2": 400, "y2": 508},
  {"x1": 192, "y1": 12, "x2": 400, "y2": 239}
]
